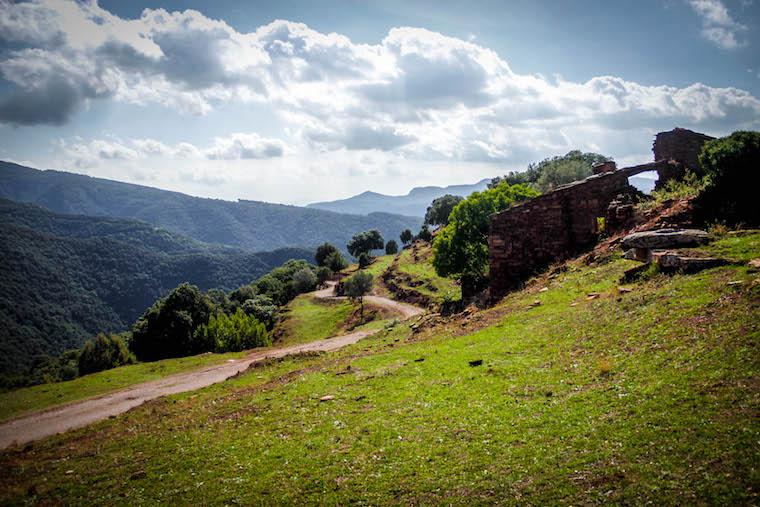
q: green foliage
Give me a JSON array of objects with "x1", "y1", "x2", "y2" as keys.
[
  {"x1": 432, "y1": 182, "x2": 539, "y2": 295},
  {"x1": 250, "y1": 259, "x2": 317, "y2": 306},
  {"x1": 314, "y1": 243, "x2": 339, "y2": 267},
  {"x1": 491, "y1": 150, "x2": 610, "y2": 193},
  {"x1": 0, "y1": 198, "x2": 311, "y2": 376},
  {"x1": 358, "y1": 252, "x2": 372, "y2": 269},
  {"x1": 325, "y1": 251, "x2": 348, "y2": 273},
  {"x1": 400, "y1": 229, "x2": 413, "y2": 245},
  {"x1": 344, "y1": 271, "x2": 374, "y2": 299},
  {"x1": 241, "y1": 295, "x2": 278, "y2": 330},
  {"x1": 130, "y1": 283, "x2": 214, "y2": 361},
  {"x1": 347, "y1": 229, "x2": 384, "y2": 257},
  {"x1": 78, "y1": 333, "x2": 133, "y2": 376},
  {"x1": 292, "y1": 267, "x2": 318, "y2": 294},
  {"x1": 315, "y1": 266, "x2": 333, "y2": 286},
  {"x1": 696, "y1": 131, "x2": 760, "y2": 226},
  {"x1": 416, "y1": 224, "x2": 432, "y2": 242},
  {"x1": 385, "y1": 240, "x2": 399, "y2": 255},
  {"x1": 424, "y1": 194, "x2": 464, "y2": 226},
  {"x1": 645, "y1": 170, "x2": 706, "y2": 209},
  {"x1": 194, "y1": 309, "x2": 270, "y2": 353}
]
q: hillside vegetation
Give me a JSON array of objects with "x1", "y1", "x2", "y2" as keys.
[
  {"x1": 2, "y1": 233, "x2": 756, "y2": 504},
  {"x1": 0, "y1": 162, "x2": 422, "y2": 253},
  {"x1": 0, "y1": 199, "x2": 311, "y2": 376}
]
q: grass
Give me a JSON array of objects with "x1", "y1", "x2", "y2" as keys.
[
  {"x1": 0, "y1": 351, "x2": 247, "y2": 423},
  {"x1": 393, "y1": 243, "x2": 459, "y2": 303},
  {"x1": 1, "y1": 234, "x2": 758, "y2": 504},
  {"x1": 274, "y1": 294, "x2": 356, "y2": 346}
]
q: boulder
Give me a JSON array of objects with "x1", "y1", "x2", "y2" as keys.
[
  {"x1": 651, "y1": 251, "x2": 727, "y2": 273},
  {"x1": 621, "y1": 228, "x2": 710, "y2": 250}
]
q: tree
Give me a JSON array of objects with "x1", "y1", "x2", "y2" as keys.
[
  {"x1": 432, "y1": 182, "x2": 539, "y2": 298},
  {"x1": 194, "y1": 309, "x2": 270, "y2": 352},
  {"x1": 347, "y1": 229, "x2": 384, "y2": 257},
  {"x1": 315, "y1": 266, "x2": 333, "y2": 287},
  {"x1": 417, "y1": 224, "x2": 432, "y2": 242},
  {"x1": 358, "y1": 252, "x2": 372, "y2": 269},
  {"x1": 292, "y1": 267, "x2": 318, "y2": 294},
  {"x1": 242, "y1": 294, "x2": 278, "y2": 330},
  {"x1": 78, "y1": 333, "x2": 133, "y2": 376},
  {"x1": 424, "y1": 194, "x2": 464, "y2": 227},
  {"x1": 490, "y1": 150, "x2": 610, "y2": 193},
  {"x1": 697, "y1": 131, "x2": 760, "y2": 226},
  {"x1": 315, "y1": 243, "x2": 339, "y2": 267},
  {"x1": 343, "y1": 271, "x2": 374, "y2": 323},
  {"x1": 130, "y1": 283, "x2": 214, "y2": 361},
  {"x1": 385, "y1": 240, "x2": 399, "y2": 255},
  {"x1": 400, "y1": 229, "x2": 413, "y2": 246},
  {"x1": 325, "y1": 250, "x2": 348, "y2": 273}
]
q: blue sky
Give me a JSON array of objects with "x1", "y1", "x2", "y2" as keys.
[{"x1": 1, "y1": 0, "x2": 758, "y2": 204}]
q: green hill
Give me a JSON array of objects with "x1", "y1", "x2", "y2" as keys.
[
  {"x1": 0, "y1": 161, "x2": 422, "y2": 253},
  {"x1": 2, "y1": 232, "x2": 756, "y2": 504},
  {"x1": 0, "y1": 199, "x2": 312, "y2": 375}
]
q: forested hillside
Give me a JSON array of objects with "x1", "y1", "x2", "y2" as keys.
[
  {"x1": 0, "y1": 199, "x2": 312, "y2": 375},
  {"x1": 0, "y1": 162, "x2": 422, "y2": 253}
]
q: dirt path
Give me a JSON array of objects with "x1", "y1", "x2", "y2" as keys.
[
  {"x1": 0, "y1": 289, "x2": 423, "y2": 450},
  {"x1": 315, "y1": 281, "x2": 424, "y2": 319}
]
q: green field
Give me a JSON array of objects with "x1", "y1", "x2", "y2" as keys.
[
  {"x1": 393, "y1": 243, "x2": 459, "y2": 303},
  {"x1": 1, "y1": 234, "x2": 758, "y2": 504},
  {"x1": 275, "y1": 294, "x2": 357, "y2": 346},
  {"x1": 0, "y1": 351, "x2": 248, "y2": 423}
]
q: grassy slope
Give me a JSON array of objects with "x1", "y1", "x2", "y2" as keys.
[
  {"x1": 274, "y1": 295, "x2": 356, "y2": 347},
  {"x1": 1, "y1": 234, "x2": 758, "y2": 504},
  {"x1": 0, "y1": 351, "x2": 247, "y2": 422},
  {"x1": 393, "y1": 243, "x2": 459, "y2": 303}
]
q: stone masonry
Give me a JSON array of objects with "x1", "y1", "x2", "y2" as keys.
[{"x1": 488, "y1": 128, "x2": 712, "y2": 300}]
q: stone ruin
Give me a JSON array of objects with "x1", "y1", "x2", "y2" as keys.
[{"x1": 488, "y1": 128, "x2": 714, "y2": 300}]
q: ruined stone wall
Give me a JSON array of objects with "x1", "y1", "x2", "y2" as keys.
[
  {"x1": 489, "y1": 171, "x2": 631, "y2": 298},
  {"x1": 653, "y1": 128, "x2": 715, "y2": 176}
]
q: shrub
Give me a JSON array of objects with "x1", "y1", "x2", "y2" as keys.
[
  {"x1": 416, "y1": 224, "x2": 432, "y2": 242},
  {"x1": 385, "y1": 240, "x2": 399, "y2": 255},
  {"x1": 358, "y1": 252, "x2": 372, "y2": 269},
  {"x1": 325, "y1": 251, "x2": 348, "y2": 273},
  {"x1": 78, "y1": 333, "x2": 133, "y2": 376},
  {"x1": 292, "y1": 267, "x2": 318, "y2": 294},
  {"x1": 194, "y1": 309, "x2": 271, "y2": 352},
  {"x1": 315, "y1": 266, "x2": 333, "y2": 286},
  {"x1": 242, "y1": 294, "x2": 278, "y2": 330},
  {"x1": 696, "y1": 131, "x2": 760, "y2": 226},
  {"x1": 130, "y1": 283, "x2": 214, "y2": 361}
]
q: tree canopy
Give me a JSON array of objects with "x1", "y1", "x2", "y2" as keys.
[
  {"x1": 315, "y1": 243, "x2": 339, "y2": 267},
  {"x1": 400, "y1": 229, "x2": 413, "y2": 245},
  {"x1": 347, "y1": 229, "x2": 384, "y2": 257},
  {"x1": 385, "y1": 239, "x2": 399, "y2": 255},
  {"x1": 432, "y1": 182, "x2": 539, "y2": 297},
  {"x1": 425, "y1": 194, "x2": 464, "y2": 227},
  {"x1": 490, "y1": 150, "x2": 610, "y2": 193}
]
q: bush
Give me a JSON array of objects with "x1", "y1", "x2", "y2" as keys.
[
  {"x1": 292, "y1": 267, "x2": 318, "y2": 294},
  {"x1": 696, "y1": 131, "x2": 760, "y2": 226},
  {"x1": 242, "y1": 294, "x2": 278, "y2": 330},
  {"x1": 325, "y1": 251, "x2": 348, "y2": 273},
  {"x1": 315, "y1": 243, "x2": 339, "y2": 267},
  {"x1": 130, "y1": 283, "x2": 214, "y2": 361},
  {"x1": 194, "y1": 309, "x2": 271, "y2": 352},
  {"x1": 358, "y1": 252, "x2": 372, "y2": 269},
  {"x1": 385, "y1": 240, "x2": 399, "y2": 255},
  {"x1": 416, "y1": 224, "x2": 432, "y2": 242},
  {"x1": 315, "y1": 266, "x2": 333, "y2": 286},
  {"x1": 78, "y1": 333, "x2": 134, "y2": 376}
]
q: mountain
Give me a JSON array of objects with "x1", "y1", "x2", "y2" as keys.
[
  {"x1": 307, "y1": 179, "x2": 492, "y2": 217},
  {"x1": 0, "y1": 199, "x2": 313, "y2": 375},
  {"x1": 0, "y1": 162, "x2": 422, "y2": 253}
]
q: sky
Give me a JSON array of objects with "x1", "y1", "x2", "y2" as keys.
[{"x1": 0, "y1": 0, "x2": 758, "y2": 205}]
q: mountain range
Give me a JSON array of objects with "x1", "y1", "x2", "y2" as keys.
[
  {"x1": 307, "y1": 179, "x2": 492, "y2": 217},
  {"x1": 0, "y1": 162, "x2": 422, "y2": 253},
  {"x1": 0, "y1": 198, "x2": 314, "y2": 376}
]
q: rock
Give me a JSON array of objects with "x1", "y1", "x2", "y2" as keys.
[
  {"x1": 749, "y1": 258, "x2": 760, "y2": 271},
  {"x1": 538, "y1": 287, "x2": 549, "y2": 293},
  {"x1": 623, "y1": 247, "x2": 650, "y2": 262},
  {"x1": 319, "y1": 395, "x2": 335, "y2": 402},
  {"x1": 727, "y1": 280, "x2": 744, "y2": 286},
  {"x1": 586, "y1": 293, "x2": 599, "y2": 300},
  {"x1": 528, "y1": 300, "x2": 541, "y2": 308},
  {"x1": 468, "y1": 359, "x2": 483, "y2": 367},
  {"x1": 620, "y1": 228, "x2": 710, "y2": 250},
  {"x1": 618, "y1": 286, "x2": 633, "y2": 293},
  {"x1": 652, "y1": 251, "x2": 728, "y2": 273}
]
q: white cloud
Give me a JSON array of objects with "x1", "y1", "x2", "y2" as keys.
[
  {"x1": 687, "y1": 0, "x2": 747, "y2": 49},
  {"x1": 1, "y1": 1, "x2": 759, "y2": 204}
]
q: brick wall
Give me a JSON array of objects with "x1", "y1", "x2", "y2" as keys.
[
  {"x1": 653, "y1": 128, "x2": 715, "y2": 180},
  {"x1": 489, "y1": 171, "x2": 632, "y2": 298}
]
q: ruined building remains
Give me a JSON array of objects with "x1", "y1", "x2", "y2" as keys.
[{"x1": 488, "y1": 128, "x2": 714, "y2": 299}]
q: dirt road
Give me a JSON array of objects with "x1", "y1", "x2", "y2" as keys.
[
  {"x1": 315, "y1": 281, "x2": 424, "y2": 319},
  {"x1": 0, "y1": 289, "x2": 422, "y2": 450}
]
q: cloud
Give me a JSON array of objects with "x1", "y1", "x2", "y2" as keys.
[
  {"x1": 687, "y1": 0, "x2": 747, "y2": 49},
  {"x1": 0, "y1": 0, "x2": 758, "y2": 175},
  {"x1": 205, "y1": 133, "x2": 285, "y2": 159}
]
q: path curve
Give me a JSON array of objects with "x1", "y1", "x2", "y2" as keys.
[
  {"x1": 315, "y1": 281, "x2": 424, "y2": 319},
  {"x1": 0, "y1": 288, "x2": 423, "y2": 449}
]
